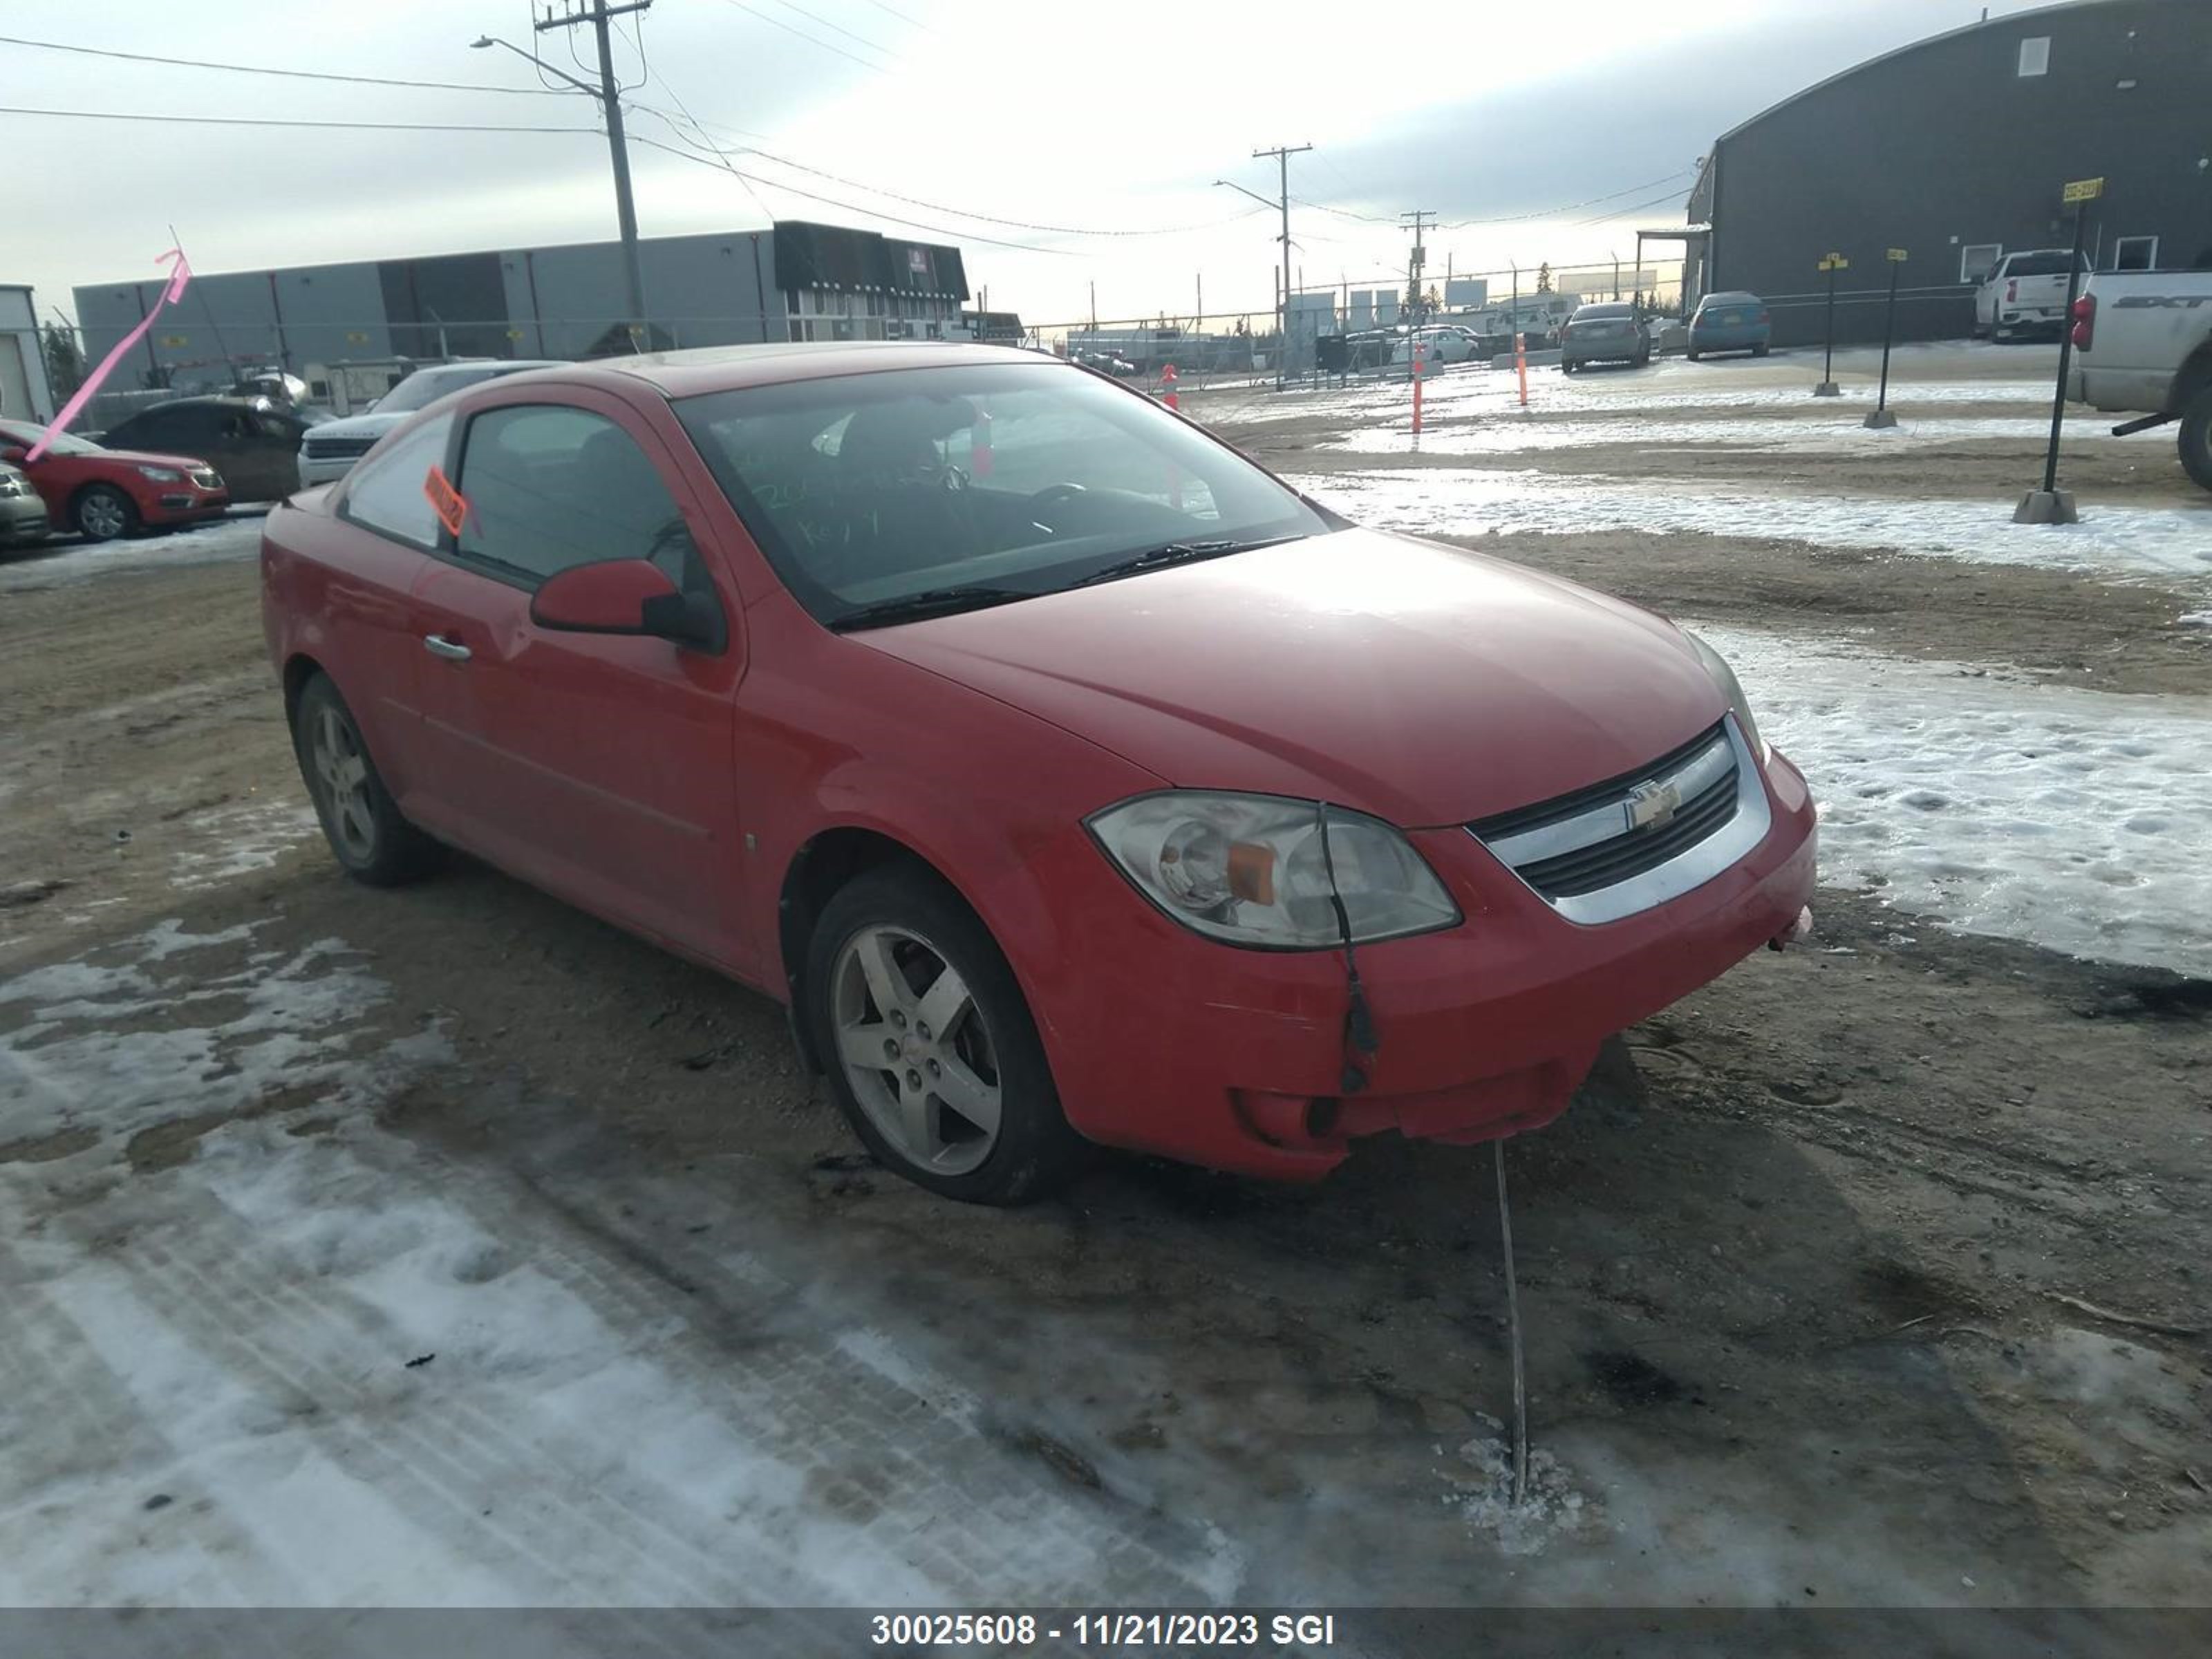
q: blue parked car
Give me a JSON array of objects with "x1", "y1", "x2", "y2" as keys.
[{"x1": 1687, "y1": 291, "x2": 1772, "y2": 361}]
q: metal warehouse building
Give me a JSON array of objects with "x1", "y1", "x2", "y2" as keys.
[
  {"x1": 1687, "y1": 0, "x2": 2211, "y2": 346},
  {"x1": 72, "y1": 220, "x2": 971, "y2": 393}
]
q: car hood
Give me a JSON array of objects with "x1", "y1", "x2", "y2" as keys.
[
  {"x1": 307, "y1": 412, "x2": 406, "y2": 440},
  {"x1": 854, "y1": 528, "x2": 1727, "y2": 827},
  {"x1": 95, "y1": 447, "x2": 221, "y2": 474}
]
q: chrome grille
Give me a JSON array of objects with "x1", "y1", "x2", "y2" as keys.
[
  {"x1": 303, "y1": 435, "x2": 377, "y2": 460},
  {"x1": 1468, "y1": 718, "x2": 1769, "y2": 925}
]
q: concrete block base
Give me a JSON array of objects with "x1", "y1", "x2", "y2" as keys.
[
  {"x1": 2012, "y1": 489, "x2": 2079, "y2": 525},
  {"x1": 1862, "y1": 408, "x2": 1899, "y2": 429},
  {"x1": 1812, "y1": 382, "x2": 1841, "y2": 397}
]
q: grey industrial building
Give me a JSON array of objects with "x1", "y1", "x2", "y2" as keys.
[
  {"x1": 72, "y1": 220, "x2": 971, "y2": 393},
  {"x1": 1688, "y1": 0, "x2": 2211, "y2": 346}
]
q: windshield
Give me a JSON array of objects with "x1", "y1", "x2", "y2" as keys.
[
  {"x1": 374, "y1": 366, "x2": 502, "y2": 415},
  {"x1": 0, "y1": 418, "x2": 102, "y2": 456},
  {"x1": 675, "y1": 362, "x2": 1332, "y2": 627}
]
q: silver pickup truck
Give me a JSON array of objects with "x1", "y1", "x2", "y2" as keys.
[{"x1": 2066, "y1": 268, "x2": 2212, "y2": 493}]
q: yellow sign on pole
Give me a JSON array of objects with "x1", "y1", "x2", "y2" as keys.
[
  {"x1": 2062, "y1": 176, "x2": 2105, "y2": 204},
  {"x1": 346, "y1": 331, "x2": 369, "y2": 345},
  {"x1": 1819, "y1": 253, "x2": 1850, "y2": 272},
  {"x1": 159, "y1": 334, "x2": 188, "y2": 348},
  {"x1": 1886, "y1": 248, "x2": 1909, "y2": 263}
]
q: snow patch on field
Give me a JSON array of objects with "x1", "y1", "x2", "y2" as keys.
[
  {"x1": 1329, "y1": 415, "x2": 2063, "y2": 456},
  {"x1": 1287, "y1": 467, "x2": 2212, "y2": 587},
  {"x1": 0, "y1": 928, "x2": 1234, "y2": 1609},
  {"x1": 169, "y1": 800, "x2": 321, "y2": 890},
  {"x1": 1694, "y1": 624, "x2": 2212, "y2": 977},
  {"x1": 0, "y1": 511, "x2": 265, "y2": 594}
]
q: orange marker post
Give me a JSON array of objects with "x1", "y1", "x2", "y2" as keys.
[
  {"x1": 1161, "y1": 362, "x2": 1179, "y2": 411},
  {"x1": 1411, "y1": 341, "x2": 1425, "y2": 435},
  {"x1": 1515, "y1": 331, "x2": 1529, "y2": 408}
]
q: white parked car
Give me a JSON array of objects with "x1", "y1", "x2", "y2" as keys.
[
  {"x1": 1391, "y1": 326, "x2": 1477, "y2": 367},
  {"x1": 295, "y1": 359, "x2": 565, "y2": 487},
  {"x1": 1973, "y1": 249, "x2": 2090, "y2": 342}
]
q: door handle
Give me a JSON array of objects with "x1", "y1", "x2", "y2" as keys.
[{"x1": 422, "y1": 634, "x2": 472, "y2": 662}]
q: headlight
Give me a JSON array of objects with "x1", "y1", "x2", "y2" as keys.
[
  {"x1": 1087, "y1": 791, "x2": 1461, "y2": 948},
  {"x1": 1683, "y1": 632, "x2": 1767, "y2": 762},
  {"x1": 135, "y1": 466, "x2": 182, "y2": 482}
]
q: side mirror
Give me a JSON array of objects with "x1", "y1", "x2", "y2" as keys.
[
  {"x1": 529, "y1": 558, "x2": 725, "y2": 653},
  {"x1": 0, "y1": 446, "x2": 26, "y2": 464}
]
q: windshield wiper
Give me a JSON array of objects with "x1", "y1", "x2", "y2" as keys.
[
  {"x1": 828, "y1": 583, "x2": 1034, "y2": 632},
  {"x1": 1071, "y1": 534, "x2": 1303, "y2": 588}
]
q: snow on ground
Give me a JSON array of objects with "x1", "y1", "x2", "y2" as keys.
[
  {"x1": 0, "y1": 927, "x2": 1239, "y2": 1611},
  {"x1": 1288, "y1": 468, "x2": 2212, "y2": 588},
  {"x1": 1694, "y1": 623, "x2": 2212, "y2": 978},
  {"x1": 0, "y1": 511, "x2": 266, "y2": 594},
  {"x1": 1198, "y1": 362, "x2": 2056, "y2": 427},
  {"x1": 167, "y1": 800, "x2": 321, "y2": 891},
  {"x1": 1328, "y1": 413, "x2": 2065, "y2": 456}
]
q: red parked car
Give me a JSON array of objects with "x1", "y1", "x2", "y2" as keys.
[
  {"x1": 261, "y1": 344, "x2": 1817, "y2": 1204},
  {"x1": 0, "y1": 418, "x2": 230, "y2": 541}
]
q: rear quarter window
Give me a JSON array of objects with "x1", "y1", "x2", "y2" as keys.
[{"x1": 337, "y1": 413, "x2": 456, "y2": 550}]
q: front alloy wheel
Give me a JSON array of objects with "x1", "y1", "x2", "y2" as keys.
[
  {"x1": 74, "y1": 484, "x2": 137, "y2": 542},
  {"x1": 806, "y1": 864, "x2": 1086, "y2": 1204},
  {"x1": 290, "y1": 673, "x2": 438, "y2": 885},
  {"x1": 832, "y1": 924, "x2": 1002, "y2": 1178}
]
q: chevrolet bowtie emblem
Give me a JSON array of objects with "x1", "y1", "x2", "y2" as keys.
[{"x1": 1624, "y1": 779, "x2": 1682, "y2": 832}]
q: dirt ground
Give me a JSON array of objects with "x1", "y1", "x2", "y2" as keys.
[{"x1": 3, "y1": 349, "x2": 2209, "y2": 1625}]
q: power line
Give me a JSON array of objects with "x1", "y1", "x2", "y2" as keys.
[
  {"x1": 755, "y1": 0, "x2": 903, "y2": 62},
  {"x1": 628, "y1": 131, "x2": 1078, "y2": 252},
  {"x1": 631, "y1": 100, "x2": 1268, "y2": 238},
  {"x1": 0, "y1": 31, "x2": 571, "y2": 94},
  {"x1": 0, "y1": 104, "x2": 600, "y2": 134},
  {"x1": 1444, "y1": 169, "x2": 1695, "y2": 228},
  {"x1": 1571, "y1": 185, "x2": 1695, "y2": 227},
  {"x1": 713, "y1": 0, "x2": 891, "y2": 71}
]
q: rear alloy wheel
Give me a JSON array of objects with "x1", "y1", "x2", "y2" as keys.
[
  {"x1": 1686, "y1": 348, "x2": 1701, "y2": 363},
  {"x1": 290, "y1": 674, "x2": 439, "y2": 885},
  {"x1": 807, "y1": 864, "x2": 1086, "y2": 1205},
  {"x1": 72, "y1": 483, "x2": 138, "y2": 542},
  {"x1": 2180, "y1": 386, "x2": 2212, "y2": 494}
]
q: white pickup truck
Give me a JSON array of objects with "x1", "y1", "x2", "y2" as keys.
[
  {"x1": 2067, "y1": 268, "x2": 2212, "y2": 493},
  {"x1": 1974, "y1": 249, "x2": 2090, "y2": 341}
]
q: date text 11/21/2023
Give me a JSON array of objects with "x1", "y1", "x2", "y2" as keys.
[{"x1": 868, "y1": 1611, "x2": 1338, "y2": 1648}]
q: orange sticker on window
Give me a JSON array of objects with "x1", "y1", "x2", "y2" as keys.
[{"x1": 424, "y1": 465, "x2": 468, "y2": 538}]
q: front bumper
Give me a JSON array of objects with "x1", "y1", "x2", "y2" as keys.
[
  {"x1": 141, "y1": 483, "x2": 229, "y2": 525},
  {"x1": 1024, "y1": 749, "x2": 1818, "y2": 1181},
  {"x1": 0, "y1": 495, "x2": 50, "y2": 543}
]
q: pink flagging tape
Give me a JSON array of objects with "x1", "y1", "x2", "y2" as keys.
[{"x1": 28, "y1": 248, "x2": 192, "y2": 463}]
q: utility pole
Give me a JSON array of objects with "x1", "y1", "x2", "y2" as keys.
[
  {"x1": 523, "y1": 0, "x2": 652, "y2": 344},
  {"x1": 1400, "y1": 210, "x2": 1432, "y2": 324},
  {"x1": 1253, "y1": 142, "x2": 1311, "y2": 387}
]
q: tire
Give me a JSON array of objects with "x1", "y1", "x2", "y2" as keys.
[
  {"x1": 290, "y1": 673, "x2": 440, "y2": 885},
  {"x1": 1752, "y1": 344, "x2": 1770, "y2": 358},
  {"x1": 805, "y1": 863, "x2": 1087, "y2": 1206},
  {"x1": 1561, "y1": 359, "x2": 1576, "y2": 375},
  {"x1": 1685, "y1": 348, "x2": 1700, "y2": 363},
  {"x1": 2180, "y1": 387, "x2": 2212, "y2": 495},
  {"x1": 72, "y1": 483, "x2": 139, "y2": 543}
]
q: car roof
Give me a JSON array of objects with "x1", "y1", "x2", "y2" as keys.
[
  {"x1": 416, "y1": 358, "x2": 568, "y2": 374},
  {"x1": 1698, "y1": 291, "x2": 1762, "y2": 304},
  {"x1": 497, "y1": 341, "x2": 1050, "y2": 402},
  {"x1": 121, "y1": 395, "x2": 269, "y2": 414},
  {"x1": 1573, "y1": 302, "x2": 1634, "y2": 315}
]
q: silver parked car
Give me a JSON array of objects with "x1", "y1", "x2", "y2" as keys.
[{"x1": 1560, "y1": 303, "x2": 1650, "y2": 373}]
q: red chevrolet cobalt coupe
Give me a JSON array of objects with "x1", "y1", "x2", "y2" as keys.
[{"x1": 261, "y1": 344, "x2": 1816, "y2": 1203}]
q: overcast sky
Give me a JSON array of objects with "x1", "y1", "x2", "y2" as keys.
[{"x1": 6, "y1": 0, "x2": 2063, "y2": 330}]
